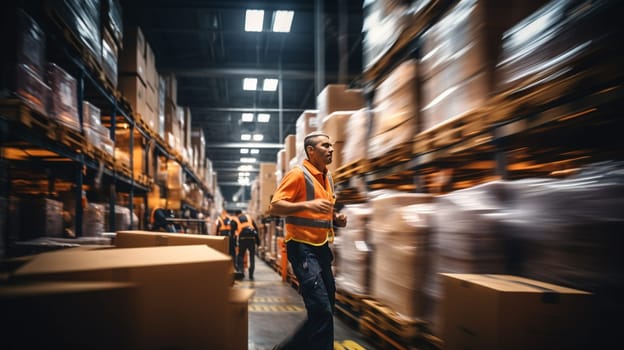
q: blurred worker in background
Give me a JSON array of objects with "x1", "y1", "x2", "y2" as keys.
[
  {"x1": 269, "y1": 131, "x2": 347, "y2": 350},
  {"x1": 149, "y1": 207, "x2": 177, "y2": 232},
  {"x1": 215, "y1": 209, "x2": 236, "y2": 263},
  {"x1": 231, "y1": 210, "x2": 260, "y2": 279}
]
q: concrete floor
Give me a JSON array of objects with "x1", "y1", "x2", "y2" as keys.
[{"x1": 234, "y1": 257, "x2": 376, "y2": 350}]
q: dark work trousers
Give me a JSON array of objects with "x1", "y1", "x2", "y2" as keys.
[
  {"x1": 278, "y1": 240, "x2": 335, "y2": 350},
  {"x1": 237, "y1": 238, "x2": 256, "y2": 278}
]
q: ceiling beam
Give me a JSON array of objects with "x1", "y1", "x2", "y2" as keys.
[
  {"x1": 219, "y1": 182, "x2": 252, "y2": 187},
  {"x1": 190, "y1": 107, "x2": 305, "y2": 113},
  {"x1": 160, "y1": 67, "x2": 316, "y2": 79}
]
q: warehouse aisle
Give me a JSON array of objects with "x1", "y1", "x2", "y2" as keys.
[{"x1": 235, "y1": 258, "x2": 375, "y2": 350}]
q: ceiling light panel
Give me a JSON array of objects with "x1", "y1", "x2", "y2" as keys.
[
  {"x1": 245, "y1": 10, "x2": 264, "y2": 32},
  {"x1": 243, "y1": 78, "x2": 257, "y2": 91},
  {"x1": 250, "y1": 149, "x2": 260, "y2": 154},
  {"x1": 241, "y1": 134, "x2": 251, "y2": 141},
  {"x1": 252, "y1": 134, "x2": 264, "y2": 141},
  {"x1": 257, "y1": 113, "x2": 270, "y2": 122},
  {"x1": 263, "y1": 78, "x2": 278, "y2": 91},
  {"x1": 272, "y1": 10, "x2": 294, "y2": 32},
  {"x1": 240, "y1": 148, "x2": 249, "y2": 154},
  {"x1": 241, "y1": 113, "x2": 254, "y2": 122}
]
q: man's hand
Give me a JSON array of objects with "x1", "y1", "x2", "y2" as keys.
[
  {"x1": 333, "y1": 213, "x2": 347, "y2": 227},
  {"x1": 307, "y1": 198, "x2": 334, "y2": 214}
]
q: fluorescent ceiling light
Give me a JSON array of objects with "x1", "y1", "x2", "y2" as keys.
[
  {"x1": 245, "y1": 10, "x2": 264, "y2": 32},
  {"x1": 243, "y1": 78, "x2": 257, "y2": 91},
  {"x1": 241, "y1": 112, "x2": 254, "y2": 122},
  {"x1": 252, "y1": 134, "x2": 264, "y2": 141},
  {"x1": 238, "y1": 165, "x2": 253, "y2": 171},
  {"x1": 263, "y1": 78, "x2": 278, "y2": 91},
  {"x1": 240, "y1": 148, "x2": 249, "y2": 154},
  {"x1": 240, "y1": 157, "x2": 257, "y2": 163},
  {"x1": 241, "y1": 134, "x2": 251, "y2": 141},
  {"x1": 238, "y1": 177, "x2": 250, "y2": 185},
  {"x1": 257, "y1": 113, "x2": 270, "y2": 122},
  {"x1": 238, "y1": 172, "x2": 250, "y2": 177},
  {"x1": 272, "y1": 10, "x2": 294, "y2": 32},
  {"x1": 250, "y1": 149, "x2": 260, "y2": 155}
]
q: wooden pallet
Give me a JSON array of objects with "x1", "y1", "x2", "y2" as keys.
[
  {"x1": 336, "y1": 289, "x2": 369, "y2": 317},
  {"x1": 361, "y1": 299, "x2": 427, "y2": 340},
  {"x1": 55, "y1": 123, "x2": 85, "y2": 152},
  {"x1": 0, "y1": 99, "x2": 56, "y2": 140},
  {"x1": 368, "y1": 141, "x2": 414, "y2": 170},
  {"x1": 334, "y1": 159, "x2": 369, "y2": 184},
  {"x1": 413, "y1": 108, "x2": 495, "y2": 156}
]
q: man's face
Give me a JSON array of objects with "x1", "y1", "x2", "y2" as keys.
[{"x1": 309, "y1": 135, "x2": 334, "y2": 165}]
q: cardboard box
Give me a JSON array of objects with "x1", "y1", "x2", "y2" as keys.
[
  {"x1": 12, "y1": 245, "x2": 232, "y2": 349},
  {"x1": 119, "y1": 26, "x2": 146, "y2": 83},
  {"x1": 229, "y1": 288, "x2": 255, "y2": 350},
  {"x1": 441, "y1": 273, "x2": 592, "y2": 350},
  {"x1": 1, "y1": 281, "x2": 139, "y2": 348},
  {"x1": 284, "y1": 134, "x2": 296, "y2": 166},
  {"x1": 320, "y1": 111, "x2": 354, "y2": 143},
  {"x1": 115, "y1": 230, "x2": 228, "y2": 255},
  {"x1": 317, "y1": 84, "x2": 365, "y2": 121},
  {"x1": 119, "y1": 75, "x2": 147, "y2": 120}
]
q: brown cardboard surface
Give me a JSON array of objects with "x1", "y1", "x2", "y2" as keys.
[
  {"x1": 115, "y1": 230, "x2": 229, "y2": 255},
  {"x1": 12, "y1": 245, "x2": 232, "y2": 349},
  {"x1": 441, "y1": 273, "x2": 592, "y2": 350},
  {"x1": 1, "y1": 281, "x2": 139, "y2": 348},
  {"x1": 320, "y1": 111, "x2": 354, "y2": 143},
  {"x1": 317, "y1": 84, "x2": 365, "y2": 121},
  {"x1": 229, "y1": 288, "x2": 255, "y2": 350}
]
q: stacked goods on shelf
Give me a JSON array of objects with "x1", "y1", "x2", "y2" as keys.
[
  {"x1": 283, "y1": 134, "x2": 296, "y2": 171},
  {"x1": 165, "y1": 161, "x2": 184, "y2": 210},
  {"x1": 316, "y1": 84, "x2": 365, "y2": 123},
  {"x1": 0, "y1": 9, "x2": 50, "y2": 116},
  {"x1": 368, "y1": 59, "x2": 418, "y2": 160},
  {"x1": 191, "y1": 128, "x2": 206, "y2": 179},
  {"x1": 49, "y1": 0, "x2": 102, "y2": 66},
  {"x1": 419, "y1": 0, "x2": 546, "y2": 132},
  {"x1": 441, "y1": 274, "x2": 592, "y2": 350},
  {"x1": 361, "y1": 0, "x2": 413, "y2": 72},
  {"x1": 9, "y1": 245, "x2": 234, "y2": 349},
  {"x1": 495, "y1": 0, "x2": 623, "y2": 102},
  {"x1": 119, "y1": 27, "x2": 153, "y2": 125},
  {"x1": 103, "y1": 204, "x2": 136, "y2": 232},
  {"x1": 182, "y1": 107, "x2": 192, "y2": 164},
  {"x1": 101, "y1": 22, "x2": 119, "y2": 88},
  {"x1": 164, "y1": 103, "x2": 184, "y2": 153},
  {"x1": 47, "y1": 63, "x2": 80, "y2": 132},
  {"x1": 276, "y1": 149, "x2": 287, "y2": 182},
  {"x1": 258, "y1": 162, "x2": 277, "y2": 215},
  {"x1": 143, "y1": 39, "x2": 159, "y2": 131},
  {"x1": 114, "y1": 128, "x2": 148, "y2": 176},
  {"x1": 292, "y1": 110, "x2": 318, "y2": 168},
  {"x1": 368, "y1": 191, "x2": 434, "y2": 320},
  {"x1": 17, "y1": 196, "x2": 64, "y2": 240},
  {"x1": 320, "y1": 111, "x2": 356, "y2": 173},
  {"x1": 157, "y1": 76, "x2": 167, "y2": 136},
  {"x1": 341, "y1": 108, "x2": 369, "y2": 165},
  {"x1": 57, "y1": 190, "x2": 106, "y2": 238},
  {"x1": 204, "y1": 158, "x2": 214, "y2": 194},
  {"x1": 101, "y1": 0, "x2": 123, "y2": 49},
  {"x1": 334, "y1": 203, "x2": 373, "y2": 295},
  {"x1": 83, "y1": 101, "x2": 114, "y2": 156},
  {"x1": 501, "y1": 163, "x2": 624, "y2": 345},
  {"x1": 426, "y1": 181, "x2": 509, "y2": 333}
]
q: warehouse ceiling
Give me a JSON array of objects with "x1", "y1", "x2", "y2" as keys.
[{"x1": 120, "y1": 0, "x2": 365, "y2": 204}]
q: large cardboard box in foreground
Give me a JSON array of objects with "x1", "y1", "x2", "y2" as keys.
[
  {"x1": 115, "y1": 230, "x2": 228, "y2": 255},
  {"x1": 1, "y1": 281, "x2": 139, "y2": 349},
  {"x1": 441, "y1": 273, "x2": 592, "y2": 350},
  {"x1": 229, "y1": 288, "x2": 255, "y2": 350},
  {"x1": 12, "y1": 245, "x2": 232, "y2": 349}
]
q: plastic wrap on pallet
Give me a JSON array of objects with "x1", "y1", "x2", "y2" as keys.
[
  {"x1": 18, "y1": 196, "x2": 64, "y2": 240},
  {"x1": 425, "y1": 181, "x2": 511, "y2": 300},
  {"x1": 11, "y1": 64, "x2": 51, "y2": 116},
  {"x1": 47, "y1": 63, "x2": 80, "y2": 132},
  {"x1": 335, "y1": 204, "x2": 373, "y2": 295},
  {"x1": 505, "y1": 162, "x2": 624, "y2": 295},
  {"x1": 102, "y1": 0, "x2": 123, "y2": 47},
  {"x1": 51, "y1": 0, "x2": 102, "y2": 65},
  {"x1": 362, "y1": 0, "x2": 431, "y2": 71},
  {"x1": 82, "y1": 101, "x2": 101, "y2": 128},
  {"x1": 103, "y1": 204, "x2": 134, "y2": 232},
  {"x1": 496, "y1": 0, "x2": 624, "y2": 94},
  {"x1": 0, "y1": 9, "x2": 46, "y2": 77},
  {"x1": 368, "y1": 192, "x2": 433, "y2": 319},
  {"x1": 102, "y1": 30, "x2": 118, "y2": 88}
]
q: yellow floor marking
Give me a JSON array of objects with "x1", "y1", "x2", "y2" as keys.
[{"x1": 340, "y1": 339, "x2": 367, "y2": 350}]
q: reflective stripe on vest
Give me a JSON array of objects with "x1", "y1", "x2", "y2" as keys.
[{"x1": 284, "y1": 165, "x2": 334, "y2": 245}]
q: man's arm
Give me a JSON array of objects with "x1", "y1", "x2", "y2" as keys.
[{"x1": 270, "y1": 198, "x2": 334, "y2": 216}]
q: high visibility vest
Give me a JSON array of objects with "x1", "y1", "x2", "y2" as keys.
[
  {"x1": 285, "y1": 165, "x2": 335, "y2": 246},
  {"x1": 235, "y1": 214, "x2": 255, "y2": 238},
  {"x1": 216, "y1": 215, "x2": 232, "y2": 234}
]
